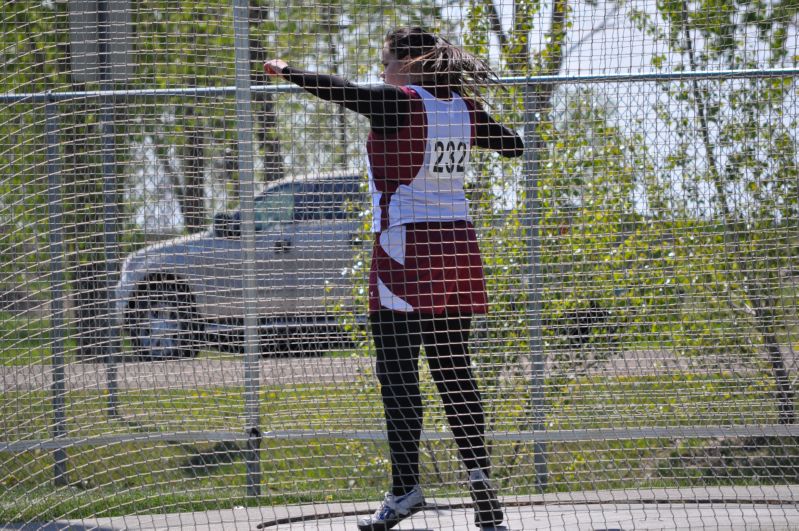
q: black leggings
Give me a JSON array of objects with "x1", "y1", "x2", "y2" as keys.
[{"x1": 370, "y1": 309, "x2": 490, "y2": 496}]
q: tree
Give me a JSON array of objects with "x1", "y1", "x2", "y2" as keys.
[{"x1": 633, "y1": 0, "x2": 799, "y2": 423}]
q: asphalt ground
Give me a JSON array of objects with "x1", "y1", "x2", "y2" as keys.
[
  {"x1": 4, "y1": 346, "x2": 798, "y2": 392},
  {"x1": 4, "y1": 486, "x2": 799, "y2": 531}
]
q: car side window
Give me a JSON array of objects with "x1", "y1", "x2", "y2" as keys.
[
  {"x1": 294, "y1": 180, "x2": 362, "y2": 221},
  {"x1": 293, "y1": 183, "x2": 318, "y2": 221},
  {"x1": 255, "y1": 184, "x2": 295, "y2": 230}
]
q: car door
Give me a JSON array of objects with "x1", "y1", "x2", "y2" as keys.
[
  {"x1": 291, "y1": 178, "x2": 363, "y2": 315},
  {"x1": 254, "y1": 183, "x2": 299, "y2": 316}
]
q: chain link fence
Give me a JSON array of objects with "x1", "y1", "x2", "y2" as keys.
[{"x1": 1, "y1": 0, "x2": 798, "y2": 527}]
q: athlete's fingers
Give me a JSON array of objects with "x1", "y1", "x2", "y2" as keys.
[{"x1": 263, "y1": 59, "x2": 288, "y2": 77}]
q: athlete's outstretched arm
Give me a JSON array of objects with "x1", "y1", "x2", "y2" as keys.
[
  {"x1": 264, "y1": 60, "x2": 410, "y2": 135},
  {"x1": 265, "y1": 59, "x2": 524, "y2": 155}
]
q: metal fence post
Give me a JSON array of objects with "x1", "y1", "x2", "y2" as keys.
[
  {"x1": 98, "y1": 0, "x2": 120, "y2": 418},
  {"x1": 233, "y1": 0, "x2": 262, "y2": 497},
  {"x1": 523, "y1": 82, "x2": 549, "y2": 492},
  {"x1": 46, "y1": 97, "x2": 69, "y2": 486}
]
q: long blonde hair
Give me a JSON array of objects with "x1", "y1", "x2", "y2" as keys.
[{"x1": 385, "y1": 26, "x2": 499, "y2": 106}]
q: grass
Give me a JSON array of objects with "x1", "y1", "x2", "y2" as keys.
[
  {"x1": 0, "y1": 311, "x2": 55, "y2": 366},
  {"x1": 2, "y1": 370, "x2": 795, "y2": 523}
]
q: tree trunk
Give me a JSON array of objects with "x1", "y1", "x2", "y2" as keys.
[
  {"x1": 254, "y1": 91, "x2": 284, "y2": 182},
  {"x1": 674, "y1": 4, "x2": 794, "y2": 424},
  {"x1": 182, "y1": 116, "x2": 207, "y2": 233},
  {"x1": 753, "y1": 302, "x2": 796, "y2": 424},
  {"x1": 59, "y1": 98, "x2": 106, "y2": 362},
  {"x1": 248, "y1": 6, "x2": 284, "y2": 182},
  {"x1": 323, "y1": 3, "x2": 347, "y2": 168},
  {"x1": 74, "y1": 261, "x2": 110, "y2": 362},
  {"x1": 482, "y1": 0, "x2": 571, "y2": 494}
]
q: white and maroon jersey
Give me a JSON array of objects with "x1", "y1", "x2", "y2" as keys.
[
  {"x1": 368, "y1": 85, "x2": 472, "y2": 232},
  {"x1": 366, "y1": 85, "x2": 488, "y2": 316}
]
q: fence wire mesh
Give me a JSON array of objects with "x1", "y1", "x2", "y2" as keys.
[{"x1": 1, "y1": 0, "x2": 798, "y2": 529}]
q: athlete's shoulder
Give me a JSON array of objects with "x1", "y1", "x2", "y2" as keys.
[
  {"x1": 459, "y1": 95, "x2": 480, "y2": 112},
  {"x1": 399, "y1": 85, "x2": 423, "y2": 99}
]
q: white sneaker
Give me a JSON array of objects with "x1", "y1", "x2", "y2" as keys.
[
  {"x1": 357, "y1": 485, "x2": 426, "y2": 531},
  {"x1": 469, "y1": 469, "x2": 504, "y2": 528}
]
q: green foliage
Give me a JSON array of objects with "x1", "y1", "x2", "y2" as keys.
[
  {"x1": 464, "y1": 0, "x2": 797, "y2": 412},
  {"x1": 0, "y1": 2, "x2": 71, "y2": 279},
  {"x1": 0, "y1": 2, "x2": 73, "y2": 91},
  {"x1": 636, "y1": 0, "x2": 799, "y2": 420},
  {"x1": 539, "y1": 89, "x2": 651, "y2": 371}
]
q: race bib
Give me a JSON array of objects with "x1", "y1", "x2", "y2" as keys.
[{"x1": 428, "y1": 138, "x2": 469, "y2": 179}]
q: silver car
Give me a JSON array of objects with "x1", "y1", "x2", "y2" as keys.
[{"x1": 116, "y1": 172, "x2": 366, "y2": 359}]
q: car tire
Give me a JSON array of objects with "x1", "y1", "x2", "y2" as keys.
[
  {"x1": 127, "y1": 282, "x2": 201, "y2": 360},
  {"x1": 287, "y1": 334, "x2": 326, "y2": 358},
  {"x1": 259, "y1": 328, "x2": 325, "y2": 358}
]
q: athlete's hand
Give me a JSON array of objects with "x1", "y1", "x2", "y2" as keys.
[{"x1": 263, "y1": 59, "x2": 289, "y2": 78}]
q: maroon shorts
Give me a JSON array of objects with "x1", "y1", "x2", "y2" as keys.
[{"x1": 368, "y1": 221, "x2": 488, "y2": 315}]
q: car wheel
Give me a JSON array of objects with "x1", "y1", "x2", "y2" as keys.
[
  {"x1": 127, "y1": 282, "x2": 200, "y2": 360},
  {"x1": 286, "y1": 325, "x2": 327, "y2": 358},
  {"x1": 259, "y1": 328, "x2": 325, "y2": 358}
]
